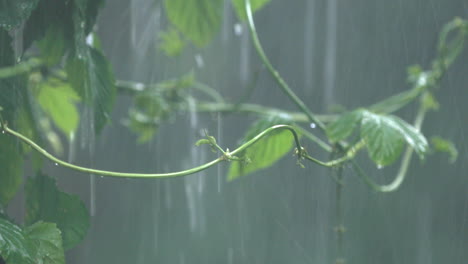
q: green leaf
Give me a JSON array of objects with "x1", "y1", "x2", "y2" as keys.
[
  {"x1": 22, "y1": 0, "x2": 73, "y2": 51},
  {"x1": 360, "y1": 111, "x2": 428, "y2": 166},
  {"x1": 0, "y1": 134, "x2": 23, "y2": 207},
  {"x1": 158, "y1": 28, "x2": 186, "y2": 56},
  {"x1": 37, "y1": 25, "x2": 66, "y2": 67},
  {"x1": 66, "y1": 47, "x2": 116, "y2": 134},
  {"x1": 228, "y1": 115, "x2": 296, "y2": 180},
  {"x1": 0, "y1": 0, "x2": 39, "y2": 30},
  {"x1": 25, "y1": 173, "x2": 90, "y2": 251},
  {"x1": 231, "y1": 0, "x2": 272, "y2": 21},
  {"x1": 24, "y1": 222, "x2": 65, "y2": 264},
  {"x1": 0, "y1": 217, "x2": 32, "y2": 263},
  {"x1": 430, "y1": 136, "x2": 458, "y2": 163},
  {"x1": 195, "y1": 139, "x2": 211, "y2": 146},
  {"x1": 326, "y1": 109, "x2": 363, "y2": 142},
  {"x1": 164, "y1": 0, "x2": 223, "y2": 47},
  {"x1": 37, "y1": 77, "x2": 81, "y2": 135}
]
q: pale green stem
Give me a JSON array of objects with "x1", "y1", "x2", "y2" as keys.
[
  {"x1": 244, "y1": 0, "x2": 326, "y2": 131},
  {"x1": 196, "y1": 102, "x2": 337, "y2": 123},
  {"x1": 0, "y1": 58, "x2": 43, "y2": 79},
  {"x1": 1, "y1": 121, "x2": 354, "y2": 179}
]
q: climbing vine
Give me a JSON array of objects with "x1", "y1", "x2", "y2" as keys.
[{"x1": 0, "y1": 0, "x2": 466, "y2": 263}]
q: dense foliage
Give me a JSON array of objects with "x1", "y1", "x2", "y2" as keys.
[{"x1": 0, "y1": 0, "x2": 466, "y2": 263}]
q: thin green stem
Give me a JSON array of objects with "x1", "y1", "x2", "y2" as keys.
[
  {"x1": 293, "y1": 125, "x2": 333, "y2": 152},
  {"x1": 192, "y1": 82, "x2": 225, "y2": 103},
  {"x1": 303, "y1": 139, "x2": 366, "y2": 167},
  {"x1": 196, "y1": 102, "x2": 337, "y2": 123},
  {"x1": 0, "y1": 58, "x2": 43, "y2": 79},
  {"x1": 244, "y1": 0, "x2": 326, "y2": 131}
]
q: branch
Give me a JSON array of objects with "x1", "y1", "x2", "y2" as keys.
[{"x1": 244, "y1": 0, "x2": 326, "y2": 132}]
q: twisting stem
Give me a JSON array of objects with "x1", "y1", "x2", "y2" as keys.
[
  {"x1": 1, "y1": 120, "x2": 357, "y2": 179},
  {"x1": 244, "y1": 0, "x2": 326, "y2": 131}
]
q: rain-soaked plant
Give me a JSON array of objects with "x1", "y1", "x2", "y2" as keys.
[{"x1": 0, "y1": 0, "x2": 466, "y2": 263}]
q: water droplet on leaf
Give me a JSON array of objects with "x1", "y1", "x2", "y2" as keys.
[{"x1": 310, "y1": 123, "x2": 316, "y2": 128}]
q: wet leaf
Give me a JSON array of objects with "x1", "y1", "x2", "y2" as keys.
[
  {"x1": 430, "y1": 136, "x2": 458, "y2": 163},
  {"x1": 231, "y1": 0, "x2": 272, "y2": 21},
  {"x1": 0, "y1": 217, "x2": 32, "y2": 263},
  {"x1": 25, "y1": 173, "x2": 90, "y2": 251},
  {"x1": 66, "y1": 47, "x2": 116, "y2": 134},
  {"x1": 0, "y1": 0, "x2": 39, "y2": 30},
  {"x1": 228, "y1": 115, "x2": 296, "y2": 180},
  {"x1": 24, "y1": 221, "x2": 65, "y2": 264},
  {"x1": 37, "y1": 77, "x2": 81, "y2": 135},
  {"x1": 360, "y1": 111, "x2": 428, "y2": 166},
  {"x1": 164, "y1": 0, "x2": 223, "y2": 47}
]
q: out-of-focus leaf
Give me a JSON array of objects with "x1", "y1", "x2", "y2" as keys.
[
  {"x1": 0, "y1": 217, "x2": 32, "y2": 263},
  {"x1": 24, "y1": 222, "x2": 65, "y2": 264},
  {"x1": 36, "y1": 77, "x2": 80, "y2": 135},
  {"x1": 430, "y1": 136, "x2": 458, "y2": 163},
  {"x1": 231, "y1": 0, "x2": 271, "y2": 21},
  {"x1": 0, "y1": 0, "x2": 39, "y2": 30},
  {"x1": 195, "y1": 139, "x2": 211, "y2": 146},
  {"x1": 360, "y1": 111, "x2": 428, "y2": 166},
  {"x1": 326, "y1": 109, "x2": 363, "y2": 142},
  {"x1": 164, "y1": 0, "x2": 223, "y2": 47},
  {"x1": 228, "y1": 115, "x2": 296, "y2": 180},
  {"x1": 66, "y1": 47, "x2": 116, "y2": 134},
  {"x1": 158, "y1": 28, "x2": 185, "y2": 56},
  {"x1": 37, "y1": 25, "x2": 66, "y2": 66},
  {"x1": 22, "y1": 0, "x2": 73, "y2": 51},
  {"x1": 125, "y1": 110, "x2": 159, "y2": 144},
  {"x1": 421, "y1": 92, "x2": 439, "y2": 111},
  {"x1": 25, "y1": 173, "x2": 90, "y2": 251},
  {"x1": 0, "y1": 134, "x2": 23, "y2": 207}
]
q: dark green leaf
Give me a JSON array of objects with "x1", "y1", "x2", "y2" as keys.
[
  {"x1": 326, "y1": 109, "x2": 363, "y2": 142},
  {"x1": 24, "y1": 222, "x2": 65, "y2": 264},
  {"x1": 37, "y1": 25, "x2": 66, "y2": 66},
  {"x1": 0, "y1": 0, "x2": 39, "y2": 30},
  {"x1": 0, "y1": 217, "x2": 32, "y2": 263},
  {"x1": 25, "y1": 173, "x2": 90, "y2": 251},
  {"x1": 66, "y1": 47, "x2": 116, "y2": 134},
  {"x1": 228, "y1": 115, "x2": 296, "y2": 180},
  {"x1": 231, "y1": 0, "x2": 272, "y2": 21},
  {"x1": 158, "y1": 28, "x2": 186, "y2": 56},
  {"x1": 0, "y1": 134, "x2": 23, "y2": 207},
  {"x1": 164, "y1": 0, "x2": 223, "y2": 47},
  {"x1": 430, "y1": 136, "x2": 458, "y2": 163},
  {"x1": 22, "y1": 0, "x2": 73, "y2": 51},
  {"x1": 36, "y1": 77, "x2": 81, "y2": 135}
]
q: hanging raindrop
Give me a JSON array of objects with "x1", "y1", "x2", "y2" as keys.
[{"x1": 310, "y1": 123, "x2": 317, "y2": 129}]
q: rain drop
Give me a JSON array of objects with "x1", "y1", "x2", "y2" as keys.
[
  {"x1": 54, "y1": 163, "x2": 59, "y2": 166},
  {"x1": 1, "y1": 130, "x2": 5, "y2": 134},
  {"x1": 234, "y1": 23, "x2": 243, "y2": 36},
  {"x1": 310, "y1": 123, "x2": 316, "y2": 128},
  {"x1": 194, "y1": 54, "x2": 204, "y2": 68},
  {"x1": 377, "y1": 164, "x2": 383, "y2": 169}
]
